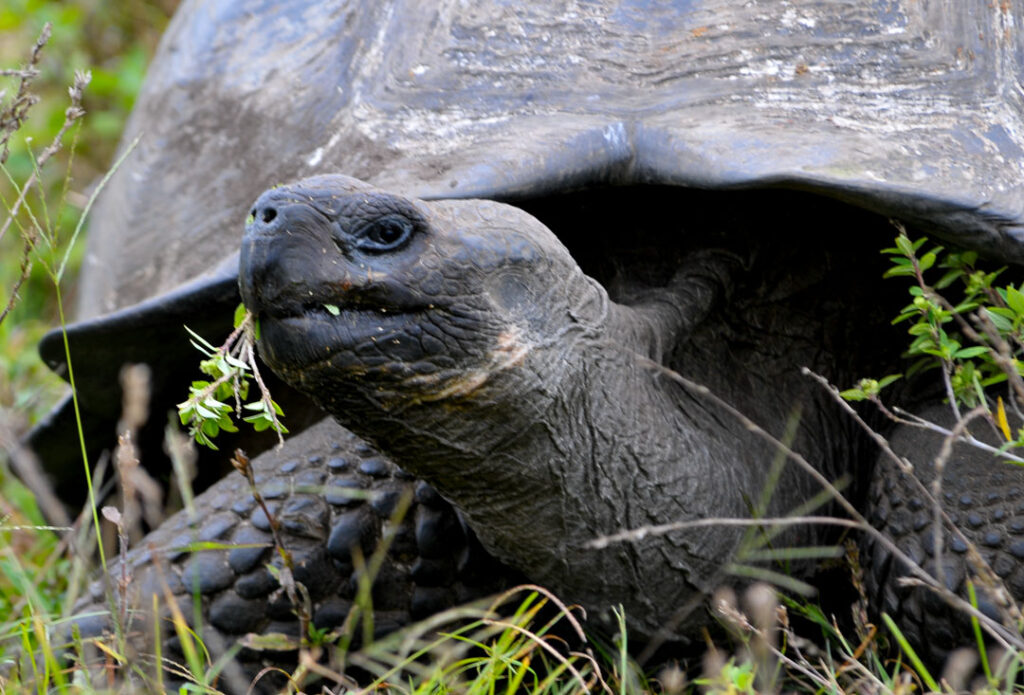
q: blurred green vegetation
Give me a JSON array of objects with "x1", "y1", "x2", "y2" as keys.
[
  {"x1": 0, "y1": 0, "x2": 178, "y2": 428},
  {"x1": 0, "y1": 2, "x2": 177, "y2": 655}
]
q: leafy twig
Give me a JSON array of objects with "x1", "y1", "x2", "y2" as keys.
[{"x1": 177, "y1": 305, "x2": 287, "y2": 449}]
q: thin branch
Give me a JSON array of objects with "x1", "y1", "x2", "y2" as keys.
[
  {"x1": 588, "y1": 515, "x2": 861, "y2": 550},
  {"x1": 0, "y1": 68, "x2": 89, "y2": 250},
  {"x1": 0, "y1": 236, "x2": 32, "y2": 325},
  {"x1": 891, "y1": 406, "x2": 1024, "y2": 464},
  {"x1": 243, "y1": 334, "x2": 286, "y2": 446}
]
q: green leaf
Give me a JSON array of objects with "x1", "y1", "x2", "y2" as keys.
[
  {"x1": 980, "y1": 373, "x2": 1009, "y2": 387},
  {"x1": 184, "y1": 325, "x2": 218, "y2": 353},
  {"x1": 877, "y1": 374, "x2": 902, "y2": 389},
  {"x1": 986, "y1": 308, "x2": 1014, "y2": 333},
  {"x1": 908, "y1": 337, "x2": 935, "y2": 354},
  {"x1": 895, "y1": 234, "x2": 914, "y2": 257},
  {"x1": 224, "y1": 353, "x2": 249, "y2": 370},
  {"x1": 214, "y1": 382, "x2": 235, "y2": 401},
  {"x1": 194, "y1": 430, "x2": 218, "y2": 450},
  {"x1": 883, "y1": 265, "x2": 916, "y2": 279},
  {"x1": 918, "y1": 251, "x2": 936, "y2": 272},
  {"x1": 934, "y1": 269, "x2": 963, "y2": 290},
  {"x1": 194, "y1": 404, "x2": 218, "y2": 419},
  {"x1": 951, "y1": 301, "x2": 979, "y2": 313},
  {"x1": 1008, "y1": 287, "x2": 1024, "y2": 316},
  {"x1": 972, "y1": 378, "x2": 987, "y2": 409},
  {"x1": 323, "y1": 303, "x2": 341, "y2": 316},
  {"x1": 234, "y1": 303, "x2": 248, "y2": 328},
  {"x1": 954, "y1": 346, "x2": 990, "y2": 359},
  {"x1": 202, "y1": 397, "x2": 229, "y2": 413}
]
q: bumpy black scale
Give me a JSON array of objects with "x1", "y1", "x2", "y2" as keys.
[{"x1": 863, "y1": 412, "x2": 1024, "y2": 664}]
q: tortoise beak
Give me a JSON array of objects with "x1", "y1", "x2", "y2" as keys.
[
  {"x1": 239, "y1": 188, "x2": 338, "y2": 319},
  {"x1": 240, "y1": 173, "x2": 381, "y2": 316}
]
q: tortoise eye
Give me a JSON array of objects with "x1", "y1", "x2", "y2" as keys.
[{"x1": 357, "y1": 215, "x2": 414, "y2": 253}]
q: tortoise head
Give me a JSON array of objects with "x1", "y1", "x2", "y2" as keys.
[{"x1": 239, "y1": 175, "x2": 607, "y2": 411}]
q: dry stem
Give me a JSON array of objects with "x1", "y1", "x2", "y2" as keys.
[{"x1": 0, "y1": 23, "x2": 91, "y2": 326}]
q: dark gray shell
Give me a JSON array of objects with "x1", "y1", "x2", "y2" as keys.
[
  {"x1": 34, "y1": 0, "x2": 1024, "y2": 487},
  {"x1": 79, "y1": 0, "x2": 1024, "y2": 319}
]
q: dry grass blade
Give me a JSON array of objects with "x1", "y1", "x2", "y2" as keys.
[
  {"x1": 589, "y1": 515, "x2": 860, "y2": 550},
  {"x1": 0, "y1": 54, "x2": 90, "y2": 326},
  {"x1": 0, "y1": 24, "x2": 49, "y2": 166}
]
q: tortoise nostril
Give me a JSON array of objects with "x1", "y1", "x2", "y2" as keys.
[{"x1": 261, "y1": 207, "x2": 277, "y2": 224}]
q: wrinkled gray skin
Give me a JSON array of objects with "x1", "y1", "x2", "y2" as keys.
[{"x1": 238, "y1": 175, "x2": 826, "y2": 639}]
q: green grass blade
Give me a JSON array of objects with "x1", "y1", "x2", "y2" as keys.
[{"x1": 881, "y1": 612, "x2": 939, "y2": 692}]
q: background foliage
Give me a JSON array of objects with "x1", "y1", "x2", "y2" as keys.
[
  {"x1": 0, "y1": 1, "x2": 178, "y2": 663},
  {"x1": 0, "y1": 0, "x2": 178, "y2": 428}
]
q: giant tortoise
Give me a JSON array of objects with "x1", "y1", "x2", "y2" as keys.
[{"x1": 28, "y1": 0, "x2": 1024, "y2": 686}]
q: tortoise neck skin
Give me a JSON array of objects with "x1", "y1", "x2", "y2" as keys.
[{"x1": 239, "y1": 175, "x2": 819, "y2": 639}]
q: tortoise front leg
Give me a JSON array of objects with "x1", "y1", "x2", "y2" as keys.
[{"x1": 627, "y1": 250, "x2": 747, "y2": 360}]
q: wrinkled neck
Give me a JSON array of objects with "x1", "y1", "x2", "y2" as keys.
[{"x1": 335, "y1": 298, "x2": 750, "y2": 624}]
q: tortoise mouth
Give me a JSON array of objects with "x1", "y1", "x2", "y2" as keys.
[
  {"x1": 265, "y1": 302, "x2": 436, "y2": 348},
  {"x1": 257, "y1": 303, "x2": 442, "y2": 375},
  {"x1": 256, "y1": 290, "x2": 438, "y2": 355},
  {"x1": 240, "y1": 241, "x2": 436, "y2": 339},
  {"x1": 263, "y1": 293, "x2": 428, "y2": 324}
]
